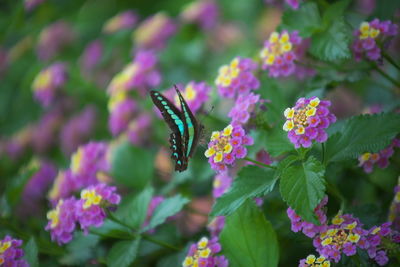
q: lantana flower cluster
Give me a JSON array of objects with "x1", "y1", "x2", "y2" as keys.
[
  {"x1": 358, "y1": 138, "x2": 400, "y2": 173},
  {"x1": 182, "y1": 237, "x2": 228, "y2": 267},
  {"x1": 205, "y1": 125, "x2": 253, "y2": 172},
  {"x1": 215, "y1": 57, "x2": 259, "y2": 98},
  {"x1": 289, "y1": 197, "x2": 400, "y2": 265},
  {"x1": 107, "y1": 50, "x2": 161, "y2": 96},
  {"x1": 46, "y1": 183, "x2": 120, "y2": 244},
  {"x1": 283, "y1": 97, "x2": 336, "y2": 148},
  {"x1": 0, "y1": 235, "x2": 28, "y2": 266},
  {"x1": 228, "y1": 92, "x2": 260, "y2": 126},
  {"x1": 389, "y1": 177, "x2": 400, "y2": 232},
  {"x1": 108, "y1": 92, "x2": 138, "y2": 136},
  {"x1": 352, "y1": 19, "x2": 398, "y2": 62},
  {"x1": 299, "y1": 254, "x2": 331, "y2": 267},
  {"x1": 49, "y1": 141, "x2": 109, "y2": 202},
  {"x1": 213, "y1": 172, "x2": 232, "y2": 198},
  {"x1": 180, "y1": 0, "x2": 219, "y2": 30},
  {"x1": 133, "y1": 12, "x2": 177, "y2": 50},
  {"x1": 32, "y1": 62, "x2": 68, "y2": 107},
  {"x1": 260, "y1": 30, "x2": 304, "y2": 77},
  {"x1": 103, "y1": 10, "x2": 138, "y2": 34}
]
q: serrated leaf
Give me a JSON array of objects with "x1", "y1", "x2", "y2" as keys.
[
  {"x1": 325, "y1": 113, "x2": 400, "y2": 163},
  {"x1": 264, "y1": 129, "x2": 294, "y2": 157},
  {"x1": 281, "y1": 2, "x2": 322, "y2": 37},
  {"x1": 322, "y1": 0, "x2": 351, "y2": 27},
  {"x1": 280, "y1": 157, "x2": 325, "y2": 223},
  {"x1": 110, "y1": 141, "x2": 154, "y2": 189},
  {"x1": 220, "y1": 201, "x2": 279, "y2": 267},
  {"x1": 23, "y1": 237, "x2": 38, "y2": 267},
  {"x1": 310, "y1": 18, "x2": 351, "y2": 62},
  {"x1": 107, "y1": 238, "x2": 141, "y2": 267},
  {"x1": 142, "y1": 195, "x2": 189, "y2": 232},
  {"x1": 61, "y1": 233, "x2": 100, "y2": 265},
  {"x1": 115, "y1": 187, "x2": 154, "y2": 229},
  {"x1": 211, "y1": 166, "x2": 277, "y2": 216}
]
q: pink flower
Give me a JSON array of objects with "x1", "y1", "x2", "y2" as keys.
[
  {"x1": 108, "y1": 96, "x2": 137, "y2": 136},
  {"x1": 133, "y1": 12, "x2": 177, "y2": 50},
  {"x1": 215, "y1": 57, "x2": 259, "y2": 98},
  {"x1": 213, "y1": 172, "x2": 232, "y2": 198},
  {"x1": 283, "y1": 97, "x2": 336, "y2": 148},
  {"x1": 260, "y1": 30, "x2": 311, "y2": 78},
  {"x1": 208, "y1": 216, "x2": 225, "y2": 238},
  {"x1": 143, "y1": 196, "x2": 165, "y2": 232},
  {"x1": 127, "y1": 113, "x2": 152, "y2": 145},
  {"x1": 24, "y1": 0, "x2": 45, "y2": 11},
  {"x1": 358, "y1": 138, "x2": 400, "y2": 173},
  {"x1": 31, "y1": 62, "x2": 68, "y2": 107},
  {"x1": 0, "y1": 235, "x2": 28, "y2": 266},
  {"x1": 103, "y1": 10, "x2": 138, "y2": 34},
  {"x1": 75, "y1": 184, "x2": 121, "y2": 234},
  {"x1": 205, "y1": 125, "x2": 253, "y2": 172},
  {"x1": 352, "y1": 19, "x2": 398, "y2": 62},
  {"x1": 228, "y1": 93, "x2": 260, "y2": 126},
  {"x1": 80, "y1": 40, "x2": 103, "y2": 73},
  {"x1": 182, "y1": 237, "x2": 228, "y2": 267},
  {"x1": 45, "y1": 197, "x2": 78, "y2": 245},
  {"x1": 181, "y1": 0, "x2": 219, "y2": 30}
]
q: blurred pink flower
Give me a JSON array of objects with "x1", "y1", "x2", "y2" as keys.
[{"x1": 103, "y1": 10, "x2": 138, "y2": 34}]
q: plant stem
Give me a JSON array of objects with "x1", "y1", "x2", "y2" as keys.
[
  {"x1": 106, "y1": 211, "x2": 135, "y2": 231},
  {"x1": 244, "y1": 157, "x2": 277, "y2": 169},
  {"x1": 382, "y1": 52, "x2": 400, "y2": 71},
  {"x1": 372, "y1": 64, "x2": 400, "y2": 88},
  {"x1": 141, "y1": 234, "x2": 180, "y2": 251}
]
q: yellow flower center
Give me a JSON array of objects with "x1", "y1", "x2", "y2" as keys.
[
  {"x1": 33, "y1": 69, "x2": 52, "y2": 90},
  {"x1": 215, "y1": 58, "x2": 241, "y2": 87},
  {"x1": 71, "y1": 147, "x2": 84, "y2": 174},
  {"x1": 182, "y1": 237, "x2": 212, "y2": 267},
  {"x1": 47, "y1": 200, "x2": 63, "y2": 228},
  {"x1": 260, "y1": 32, "x2": 293, "y2": 66},
  {"x1": 359, "y1": 22, "x2": 380, "y2": 40},
  {"x1": 0, "y1": 241, "x2": 11, "y2": 254},
  {"x1": 205, "y1": 125, "x2": 234, "y2": 162},
  {"x1": 81, "y1": 189, "x2": 103, "y2": 209}
]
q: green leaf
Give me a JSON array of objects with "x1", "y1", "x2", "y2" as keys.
[
  {"x1": 110, "y1": 141, "x2": 154, "y2": 189},
  {"x1": 325, "y1": 113, "x2": 400, "y2": 163},
  {"x1": 263, "y1": 129, "x2": 294, "y2": 157},
  {"x1": 107, "y1": 238, "x2": 141, "y2": 267},
  {"x1": 115, "y1": 187, "x2": 154, "y2": 229},
  {"x1": 61, "y1": 233, "x2": 100, "y2": 265},
  {"x1": 310, "y1": 18, "x2": 351, "y2": 62},
  {"x1": 220, "y1": 201, "x2": 279, "y2": 267},
  {"x1": 211, "y1": 166, "x2": 277, "y2": 216},
  {"x1": 142, "y1": 195, "x2": 189, "y2": 232},
  {"x1": 321, "y1": 0, "x2": 351, "y2": 27},
  {"x1": 280, "y1": 157, "x2": 325, "y2": 223},
  {"x1": 281, "y1": 2, "x2": 322, "y2": 37},
  {"x1": 23, "y1": 237, "x2": 38, "y2": 267}
]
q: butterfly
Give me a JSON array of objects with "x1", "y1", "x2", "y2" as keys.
[{"x1": 150, "y1": 85, "x2": 203, "y2": 172}]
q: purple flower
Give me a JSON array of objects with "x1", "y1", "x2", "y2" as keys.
[
  {"x1": 358, "y1": 138, "x2": 400, "y2": 173},
  {"x1": 31, "y1": 110, "x2": 63, "y2": 153},
  {"x1": 205, "y1": 125, "x2": 253, "y2": 172},
  {"x1": 215, "y1": 57, "x2": 259, "y2": 98},
  {"x1": 108, "y1": 94, "x2": 137, "y2": 136},
  {"x1": 24, "y1": 0, "x2": 45, "y2": 11},
  {"x1": 36, "y1": 21, "x2": 75, "y2": 61},
  {"x1": 32, "y1": 62, "x2": 68, "y2": 107},
  {"x1": 389, "y1": 177, "x2": 400, "y2": 231},
  {"x1": 352, "y1": 19, "x2": 398, "y2": 62},
  {"x1": 182, "y1": 236, "x2": 228, "y2": 267},
  {"x1": 228, "y1": 93, "x2": 260, "y2": 126},
  {"x1": 298, "y1": 254, "x2": 330, "y2": 267},
  {"x1": 260, "y1": 30, "x2": 310, "y2": 78},
  {"x1": 103, "y1": 10, "x2": 138, "y2": 34},
  {"x1": 60, "y1": 106, "x2": 97, "y2": 155},
  {"x1": 133, "y1": 12, "x2": 177, "y2": 50},
  {"x1": 127, "y1": 113, "x2": 152, "y2": 145},
  {"x1": 107, "y1": 50, "x2": 161, "y2": 96},
  {"x1": 208, "y1": 216, "x2": 225, "y2": 238},
  {"x1": 181, "y1": 0, "x2": 219, "y2": 30},
  {"x1": 76, "y1": 184, "x2": 121, "y2": 234},
  {"x1": 45, "y1": 197, "x2": 78, "y2": 245},
  {"x1": 0, "y1": 235, "x2": 28, "y2": 266},
  {"x1": 70, "y1": 141, "x2": 110, "y2": 187},
  {"x1": 48, "y1": 170, "x2": 77, "y2": 204},
  {"x1": 213, "y1": 172, "x2": 232, "y2": 198},
  {"x1": 256, "y1": 149, "x2": 273, "y2": 165},
  {"x1": 19, "y1": 160, "x2": 57, "y2": 215},
  {"x1": 80, "y1": 40, "x2": 103, "y2": 73},
  {"x1": 286, "y1": 0, "x2": 300, "y2": 9},
  {"x1": 2, "y1": 126, "x2": 33, "y2": 160},
  {"x1": 283, "y1": 97, "x2": 336, "y2": 148}
]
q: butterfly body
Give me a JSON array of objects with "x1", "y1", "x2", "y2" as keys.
[{"x1": 150, "y1": 86, "x2": 202, "y2": 172}]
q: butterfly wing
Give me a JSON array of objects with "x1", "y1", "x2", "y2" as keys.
[
  {"x1": 174, "y1": 86, "x2": 202, "y2": 158},
  {"x1": 150, "y1": 90, "x2": 188, "y2": 171}
]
